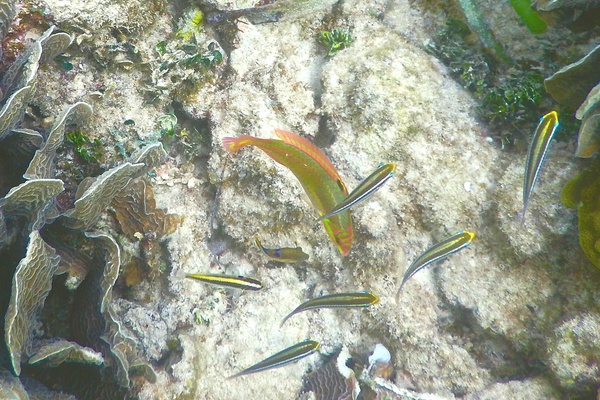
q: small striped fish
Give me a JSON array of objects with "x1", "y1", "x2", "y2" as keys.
[
  {"x1": 255, "y1": 237, "x2": 309, "y2": 263},
  {"x1": 317, "y1": 163, "x2": 396, "y2": 222},
  {"x1": 397, "y1": 231, "x2": 475, "y2": 298},
  {"x1": 523, "y1": 111, "x2": 559, "y2": 222},
  {"x1": 281, "y1": 291, "x2": 379, "y2": 325},
  {"x1": 185, "y1": 273, "x2": 262, "y2": 290},
  {"x1": 228, "y1": 339, "x2": 320, "y2": 379}
]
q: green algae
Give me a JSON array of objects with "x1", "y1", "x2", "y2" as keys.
[
  {"x1": 509, "y1": 0, "x2": 547, "y2": 34},
  {"x1": 65, "y1": 129, "x2": 103, "y2": 164},
  {"x1": 426, "y1": 20, "x2": 545, "y2": 138},
  {"x1": 320, "y1": 28, "x2": 352, "y2": 57},
  {"x1": 176, "y1": 8, "x2": 204, "y2": 41},
  {"x1": 561, "y1": 159, "x2": 600, "y2": 269},
  {"x1": 454, "y1": 0, "x2": 510, "y2": 63}
]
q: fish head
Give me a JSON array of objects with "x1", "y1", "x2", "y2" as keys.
[
  {"x1": 322, "y1": 215, "x2": 353, "y2": 256},
  {"x1": 369, "y1": 291, "x2": 381, "y2": 304}
]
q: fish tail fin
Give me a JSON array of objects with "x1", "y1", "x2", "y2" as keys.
[
  {"x1": 396, "y1": 276, "x2": 409, "y2": 302},
  {"x1": 227, "y1": 372, "x2": 242, "y2": 380},
  {"x1": 254, "y1": 236, "x2": 262, "y2": 249},
  {"x1": 322, "y1": 218, "x2": 352, "y2": 256},
  {"x1": 222, "y1": 136, "x2": 257, "y2": 153},
  {"x1": 395, "y1": 285, "x2": 403, "y2": 303},
  {"x1": 280, "y1": 310, "x2": 295, "y2": 327},
  {"x1": 521, "y1": 202, "x2": 529, "y2": 225}
]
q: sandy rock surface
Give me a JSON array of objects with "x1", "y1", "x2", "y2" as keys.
[{"x1": 21, "y1": 0, "x2": 600, "y2": 398}]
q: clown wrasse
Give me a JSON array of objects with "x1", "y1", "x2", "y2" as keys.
[{"x1": 223, "y1": 129, "x2": 353, "y2": 256}]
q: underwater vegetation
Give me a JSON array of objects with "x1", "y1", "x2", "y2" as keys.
[
  {"x1": 65, "y1": 129, "x2": 103, "y2": 164},
  {"x1": 542, "y1": 41, "x2": 600, "y2": 269},
  {"x1": 0, "y1": 0, "x2": 596, "y2": 397},
  {"x1": 427, "y1": 0, "x2": 600, "y2": 276},
  {"x1": 428, "y1": 0, "x2": 598, "y2": 148},
  {"x1": 425, "y1": 20, "x2": 545, "y2": 144},
  {"x1": 561, "y1": 158, "x2": 600, "y2": 270},
  {"x1": 509, "y1": 0, "x2": 547, "y2": 33},
  {"x1": 148, "y1": 6, "x2": 226, "y2": 105},
  {"x1": 453, "y1": 0, "x2": 510, "y2": 62},
  {"x1": 320, "y1": 28, "x2": 352, "y2": 57}
]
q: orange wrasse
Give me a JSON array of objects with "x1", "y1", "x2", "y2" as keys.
[{"x1": 223, "y1": 129, "x2": 353, "y2": 256}]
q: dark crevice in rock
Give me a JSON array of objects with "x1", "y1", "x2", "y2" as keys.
[
  {"x1": 433, "y1": 294, "x2": 566, "y2": 398},
  {"x1": 0, "y1": 238, "x2": 27, "y2": 369},
  {"x1": 156, "y1": 238, "x2": 179, "y2": 303},
  {"x1": 155, "y1": 335, "x2": 183, "y2": 376},
  {"x1": 40, "y1": 274, "x2": 76, "y2": 340},
  {"x1": 171, "y1": 102, "x2": 213, "y2": 163},
  {"x1": 207, "y1": 227, "x2": 234, "y2": 258},
  {"x1": 314, "y1": 113, "x2": 337, "y2": 149},
  {"x1": 0, "y1": 137, "x2": 26, "y2": 196},
  {"x1": 22, "y1": 363, "x2": 130, "y2": 400}
]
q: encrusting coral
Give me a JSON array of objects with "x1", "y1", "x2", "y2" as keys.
[{"x1": 561, "y1": 158, "x2": 600, "y2": 269}]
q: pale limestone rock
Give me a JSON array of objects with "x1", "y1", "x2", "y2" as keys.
[
  {"x1": 466, "y1": 377, "x2": 560, "y2": 400},
  {"x1": 548, "y1": 313, "x2": 600, "y2": 393}
]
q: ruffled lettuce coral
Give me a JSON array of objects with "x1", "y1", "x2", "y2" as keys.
[
  {"x1": 0, "y1": 9, "x2": 177, "y2": 396},
  {"x1": 561, "y1": 158, "x2": 600, "y2": 269}
]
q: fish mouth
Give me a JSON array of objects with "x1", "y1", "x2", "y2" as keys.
[{"x1": 323, "y1": 217, "x2": 353, "y2": 256}]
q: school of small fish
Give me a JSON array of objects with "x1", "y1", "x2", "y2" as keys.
[{"x1": 183, "y1": 111, "x2": 559, "y2": 381}]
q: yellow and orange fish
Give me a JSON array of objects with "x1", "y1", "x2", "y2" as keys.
[{"x1": 223, "y1": 129, "x2": 353, "y2": 256}]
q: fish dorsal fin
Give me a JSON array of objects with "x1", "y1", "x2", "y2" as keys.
[{"x1": 274, "y1": 129, "x2": 347, "y2": 193}]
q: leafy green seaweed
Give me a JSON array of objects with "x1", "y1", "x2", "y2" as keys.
[
  {"x1": 320, "y1": 28, "x2": 352, "y2": 57},
  {"x1": 426, "y1": 20, "x2": 546, "y2": 143},
  {"x1": 65, "y1": 130, "x2": 103, "y2": 164},
  {"x1": 509, "y1": 0, "x2": 547, "y2": 34}
]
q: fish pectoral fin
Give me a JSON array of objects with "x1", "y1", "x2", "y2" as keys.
[
  {"x1": 299, "y1": 192, "x2": 313, "y2": 208},
  {"x1": 315, "y1": 212, "x2": 328, "y2": 223}
]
